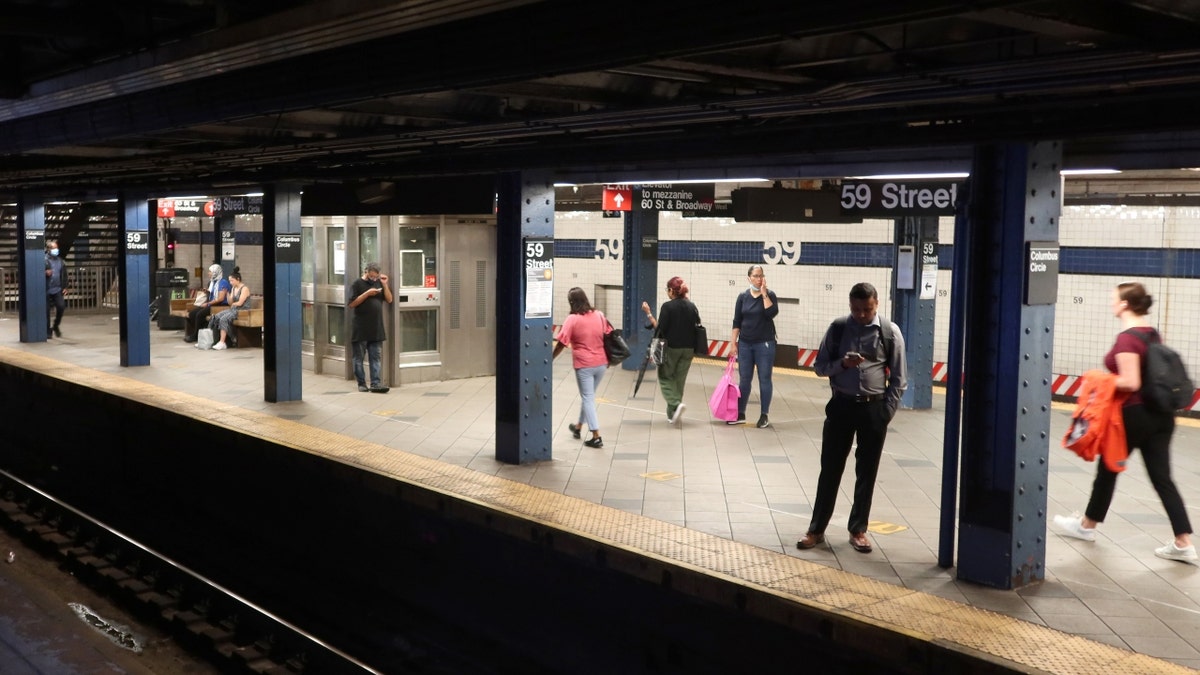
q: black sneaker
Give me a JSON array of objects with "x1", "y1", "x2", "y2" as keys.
[
  {"x1": 756, "y1": 414, "x2": 770, "y2": 428},
  {"x1": 369, "y1": 386, "x2": 390, "y2": 394},
  {"x1": 726, "y1": 415, "x2": 746, "y2": 425},
  {"x1": 52, "y1": 326, "x2": 61, "y2": 337},
  {"x1": 583, "y1": 436, "x2": 603, "y2": 448},
  {"x1": 568, "y1": 423, "x2": 582, "y2": 439},
  {"x1": 358, "y1": 385, "x2": 369, "y2": 392}
]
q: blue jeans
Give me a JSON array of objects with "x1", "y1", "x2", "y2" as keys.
[
  {"x1": 353, "y1": 341, "x2": 383, "y2": 388},
  {"x1": 737, "y1": 340, "x2": 775, "y2": 417},
  {"x1": 574, "y1": 364, "x2": 607, "y2": 431}
]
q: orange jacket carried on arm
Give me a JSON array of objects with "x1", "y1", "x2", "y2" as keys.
[{"x1": 1062, "y1": 370, "x2": 1129, "y2": 473}]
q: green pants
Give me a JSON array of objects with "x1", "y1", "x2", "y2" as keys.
[{"x1": 658, "y1": 346, "x2": 695, "y2": 418}]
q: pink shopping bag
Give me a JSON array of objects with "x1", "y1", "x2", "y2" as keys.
[{"x1": 708, "y1": 356, "x2": 741, "y2": 421}]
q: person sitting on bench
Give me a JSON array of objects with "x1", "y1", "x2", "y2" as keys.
[
  {"x1": 207, "y1": 268, "x2": 251, "y2": 351},
  {"x1": 184, "y1": 264, "x2": 230, "y2": 343}
]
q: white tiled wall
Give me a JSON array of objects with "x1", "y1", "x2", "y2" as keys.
[
  {"x1": 559, "y1": 205, "x2": 1200, "y2": 381},
  {"x1": 161, "y1": 214, "x2": 263, "y2": 295}
]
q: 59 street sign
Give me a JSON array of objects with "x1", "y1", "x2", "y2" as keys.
[{"x1": 840, "y1": 180, "x2": 960, "y2": 217}]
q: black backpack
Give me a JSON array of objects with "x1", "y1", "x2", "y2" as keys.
[
  {"x1": 830, "y1": 317, "x2": 895, "y2": 364},
  {"x1": 1127, "y1": 329, "x2": 1194, "y2": 413}
]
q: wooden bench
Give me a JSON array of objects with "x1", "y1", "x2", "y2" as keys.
[
  {"x1": 169, "y1": 297, "x2": 196, "y2": 319},
  {"x1": 230, "y1": 296, "x2": 263, "y2": 348},
  {"x1": 170, "y1": 294, "x2": 264, "y2": 348}
]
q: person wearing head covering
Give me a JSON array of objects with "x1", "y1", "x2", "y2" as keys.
[
  {"x1": 646, "y1": 276, "x2": 701, "y2": 425},
  {"x1": 184, "y1": 264, "x2": 231, "y2": 343},
  {"x1": 348, "y1": 262, "x2": 393, "y2": 392}
]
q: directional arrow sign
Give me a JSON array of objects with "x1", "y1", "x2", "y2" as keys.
[{"x1": 602, "y1": 185, "x2": 633, "y2": 211}]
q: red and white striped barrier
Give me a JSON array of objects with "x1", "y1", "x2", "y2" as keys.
[{"x1": 694, "y1": 344, "x2": 1200, "y2": 412}]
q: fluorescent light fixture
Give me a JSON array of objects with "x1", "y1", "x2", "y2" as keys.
[
  {"x1": 555, "y1": 178, "x2": 768, "y2": 187},
  {"x1": 850, "y1": 172, "x2": 969, "y2": 180},
  {"x1": 618, "y1": 178, "x2": 768, "y2": 184},
  {"x1": 1060, "y1": 169, "x2": 1121, "y2": 175}
]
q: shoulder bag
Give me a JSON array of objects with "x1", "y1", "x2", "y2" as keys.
[{"x1": 602, "y1": 315, "x2": 631, "y2": 366}]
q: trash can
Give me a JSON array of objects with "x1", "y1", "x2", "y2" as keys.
[{"x1": 155, "y1": 267, "x2": 190, "y2": 330}]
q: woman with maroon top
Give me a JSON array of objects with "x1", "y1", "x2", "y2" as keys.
[{"x1": 1053, "y1": 282, "x2": 1195, "y2": 563}]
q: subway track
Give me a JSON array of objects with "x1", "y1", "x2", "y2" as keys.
[{"x1": 0, "y1": 469, "x2": 519, "y2": 674}]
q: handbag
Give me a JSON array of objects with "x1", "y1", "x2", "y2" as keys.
[
  {"x1": 602, "y1": 318, "x2": 631, "y2": 365},
  {"x1": 196, "y1": 328, "x2": 214, "y2": 350},
  {"x1": 649, "y1": 337, "x2": 666, "y2": 366},
  {"x1": 708, "y1": 355, "x2": 741, "y2": 421},
  {"x1": 694, "y1": 324, "x2": 708, "y2": 355}
]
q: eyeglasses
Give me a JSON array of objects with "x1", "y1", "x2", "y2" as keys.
[{"x1": 750, "y1": 274, "x2": 764, "y2": 278}]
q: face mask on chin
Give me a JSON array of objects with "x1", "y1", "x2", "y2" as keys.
[{"x1": 749, "y1": 283, "x2": 760, "y2": 292}]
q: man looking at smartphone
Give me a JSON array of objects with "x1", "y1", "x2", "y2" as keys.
[
  {"x1": 348, "y1": 262, "x2": 393, "y2": 393},
  {"x1": 797, "y1": 282, "x2": 907, "y2": 554}
]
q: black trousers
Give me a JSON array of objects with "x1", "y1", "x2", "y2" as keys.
[
  {"x1": 807, "y1": 396, "x2": 892, "y2": 536},
  {"x1": 47, "y1": 291, "x2": 65, "y2": 329},
  {"x1": 185, "y1": 305, "x2": 214, "y2": 339},
  {"x1": 1086, "y1": 403, "x2": 1193, "y2": 536}
]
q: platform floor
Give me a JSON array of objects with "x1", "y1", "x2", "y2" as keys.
[{"x1": 3, "y1": 310, "x2": 1198, "y2": 671}]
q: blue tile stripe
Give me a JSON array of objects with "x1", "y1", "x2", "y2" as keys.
[{"x1": 555, "y1": 240, "x2": 1200, "y2": 278}]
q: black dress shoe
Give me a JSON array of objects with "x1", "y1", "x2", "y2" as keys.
[
  {"x1": 568, "y1": 423, "x2": 582, "y2": 439},
  {"x1": 183, "y1": 336, "x2": 197, "y2": 343},
  {"x1": 796, "y1": 532, "x2": 825, "y2": 549},
  {"x1": 583, "y1": 436, "x2": 603, "y2": 448}
]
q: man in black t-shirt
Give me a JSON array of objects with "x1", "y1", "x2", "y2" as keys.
[{"x1": 348, "y1": 263, "x2": 393, "y2": 392}]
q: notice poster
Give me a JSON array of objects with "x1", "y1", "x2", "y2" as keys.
[{"x1": 524, "y1": 238, "x2": 554, "y2": 319}]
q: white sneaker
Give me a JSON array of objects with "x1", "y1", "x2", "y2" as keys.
[
  {"x1": 670, "y1": 403, "x2": 686, "y2": 425},
  {"x1": 212, "y1": 342, "x2": 227, "y2": 350},
  {"x1": 1154, "y1": 542, "x2": 1198, "y2": 563},
  {"x1": 1052, "y1": 514, "x2": 1096, "y2": 542}
]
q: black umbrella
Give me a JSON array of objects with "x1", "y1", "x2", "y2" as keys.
[{"x1": 633, "y1": 331, "x2": 658, "y2": 397}]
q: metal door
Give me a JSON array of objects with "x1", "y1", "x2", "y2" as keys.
[{"x1": 441, "y1": 218, "x2": 496, "y2": 379}]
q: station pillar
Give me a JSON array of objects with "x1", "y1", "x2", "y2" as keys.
[
  {"x1": 955, "y1": 141, "x2": 1061, "y2": 589},
  {"x1": 892, "y1": 216, "x2": 938, "y2": 409},
  {"x1": 118, "y1": 193, "x2": 152, "y2": 367},
  {"x1": 622, "y1": 209, "x2": 659, "y2": 371},
  {"x1": 495, "y1": 171, "x2": 555, "y2": 464},
  {"x1": 263, "y1": 184, "x2": 303, "y2": 403},
  {"x1": 16, "y1": 197, "x2": 48, "y2": 343}
]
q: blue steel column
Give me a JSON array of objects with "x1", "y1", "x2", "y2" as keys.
[
  {"x1": 956, "y1": 142, "x2": 1061, "y2": 589},
  {"x1": 217, "y1": 214, "x2": 236, "y2": 277},
  {"x1": 16, "y1": 197, "x2": 48, "y2": 343},
  {"x1": 263, "y1": 184, "x2": 303, "y2": 403},
  {"x1": 495, "y1": 171, "x2": 554, "y2": 464},
  {"x1": 118, "y1": 194, "x2": 152, "y2": 367},
  {"x1": 622, "y1": 209, "x2": 659, "y2": 371},
  {"x1": 892, "y1": 216, "x2": 937, "y2": 409}
]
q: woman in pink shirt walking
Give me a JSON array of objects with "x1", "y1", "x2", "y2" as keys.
[{"x1": 553, "y1": 287, "x2": 612, "y2": 448}]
